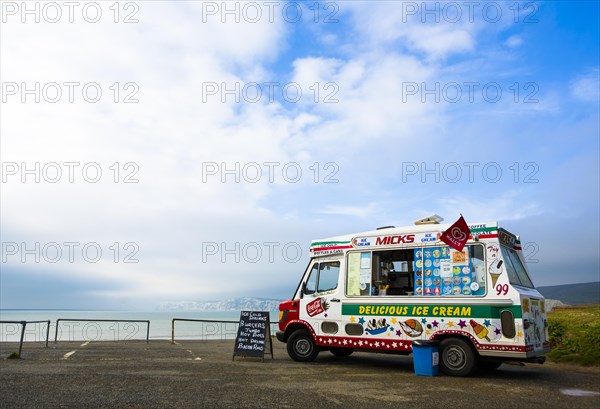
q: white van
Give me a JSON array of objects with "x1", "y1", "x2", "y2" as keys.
[{"x1": 276, "y1": 218, "x2": 550, "y2": 376}]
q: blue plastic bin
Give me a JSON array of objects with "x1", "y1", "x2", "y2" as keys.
[{"x1": 412, "y1": 340, "x2": 439, "y2": 376}]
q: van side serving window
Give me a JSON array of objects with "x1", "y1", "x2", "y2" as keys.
[
  {"x1": 304, "y1": 261, "x2": 340, "y2": 295},
  {"x1": 346, "y1": 243, "x2": 486, "y2": 297},
  {"x1": 500, "y1": 246, "x2": 534, "y2": 288}
]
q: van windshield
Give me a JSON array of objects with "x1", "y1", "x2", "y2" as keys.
[
  {"x1": 500, "y1": 246, "x2": 535, "y2": 288},
  {"x1": 304, "y1": 261, "x2": 340, "y2": 295}
]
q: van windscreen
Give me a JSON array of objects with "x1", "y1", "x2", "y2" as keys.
[{"x1": 500, "y1": 246, "x2": 535, "y2": 288}]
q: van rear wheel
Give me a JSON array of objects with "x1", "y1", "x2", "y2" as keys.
[
  {"x1": 439, "y1": 338, "x2": 477, "y2": 377},
  {"x1": 287, "y1": 329, "x2": 319, "y2": 362}
]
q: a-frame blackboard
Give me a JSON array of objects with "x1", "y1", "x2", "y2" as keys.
[{"x1": 232, "y1": 311, "x2": 273, "y2": 361}]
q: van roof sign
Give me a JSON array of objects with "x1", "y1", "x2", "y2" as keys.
[{"x1": 309, "y1": 221, "x2": 502, "y2": 256}]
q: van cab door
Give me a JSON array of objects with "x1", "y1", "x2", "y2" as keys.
[{"x1": 301, "y1": 258, "x2": 343, "y2": 337}]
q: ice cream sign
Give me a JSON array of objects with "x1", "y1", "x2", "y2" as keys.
[
  {"x1": 342, "y1": 304, "x2": 523, "y2": 318},
  {"x1": 344, "y1": 304, "x2": 474, "y2": 317},
  {"x1": 353, "y1": 238, "x2": 371, "y2": 247},
  {"x1": 421, "y1": 233, "x2": 437, "y2": 243}
]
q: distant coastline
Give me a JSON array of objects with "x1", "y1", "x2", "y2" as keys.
[
  {"x1": 157, "y1": 297, "x2": 282, "y2": 312},
  {"x1": 537, "y1": 282, "x2": 600, "y2": 305},
  {"x1": 3, "y1": 283, "x2": 598, "y2": 313}
]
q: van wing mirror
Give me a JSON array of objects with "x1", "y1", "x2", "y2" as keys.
[{"x1": 300, "y1": 282, "x2": 306, "y2": 299}]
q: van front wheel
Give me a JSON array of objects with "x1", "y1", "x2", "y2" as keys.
[
  {"x1": 287, "y1": 329, "x2": 319, "y2": 362},
  {"x1": 439, "y1": 338, "x2": 477, "y2": 376}
]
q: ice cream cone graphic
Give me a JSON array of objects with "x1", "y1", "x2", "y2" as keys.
[
  {"x1": 489, "y1": 259, "x2": 504, "y2": 287},
  {"x1": 490, "y1": 273, "x2": 501, "y2": 287}
]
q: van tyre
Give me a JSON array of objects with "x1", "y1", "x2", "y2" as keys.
[
  {"x1": 439, "y1": 338, "x2": 477, "y2": 377},
  {"x1": 287, "y1": 329, "x2": 319, "y2": 362},
  {"x1": 330, "y1": 347, "x2": 353, "y2": 357}
]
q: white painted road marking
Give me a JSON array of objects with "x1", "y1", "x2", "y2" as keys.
[
  {"x1": 560, "y1": 389, "x2": 600, "y2": 397},
  {"x1": 62, "y1": 351, "x2": 77, "y2": 359}
]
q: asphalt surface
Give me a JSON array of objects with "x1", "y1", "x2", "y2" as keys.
[{"x1": 1, "y1": 339, "x2": 599, "y2": 408}]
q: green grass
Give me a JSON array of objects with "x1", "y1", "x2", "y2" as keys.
[{"x1": 547, "y1": 304, "x2": 600, "y2": 366}]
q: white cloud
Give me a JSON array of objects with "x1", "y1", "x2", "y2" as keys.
[
  {"x1": 337, "y1": 2, "x2": 489, "y2": 59},
  {"x1": 407, "y1": 25, "x2": 474, "y2": 58},
  {"x1": 318, "y1": 202, "x2": 379, "y2": 218},
  {"x1": 570, "y1": 68, "x2": 600, "y2": 103},
  {"x1": 505, "y1": 35, "x2": 524, "y2": 48}
]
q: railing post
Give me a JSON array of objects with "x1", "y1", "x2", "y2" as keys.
[
  {"x1": 45, "y1": 320, "x2": 50, "y2": 348},
  {"x1": 54, "y1": 319, "x2": 61, "y2": 343},
  {"x1": 171, "y1": 319, "x2": 175, "y2": 344},
  {"x1": 18, "y1": 321, "x2": 26, "y2": 358},
  {"x1": 146, "y1": 321, "x2": 150, "y2": 344}
]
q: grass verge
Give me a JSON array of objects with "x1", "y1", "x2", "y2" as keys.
[{"x1": 547, "y1": 304, "x2": 600, "y2": 366}]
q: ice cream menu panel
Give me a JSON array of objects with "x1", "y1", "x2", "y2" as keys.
[
  {"x1": 233, "y1": 311, "x2": 273, "y2": 360},
  {"x1": 414, "y1": 247, "x2": 477, "y2": 296},
  {"x1": 414, "y1": 247, "x2": 447, "y2": 296}
]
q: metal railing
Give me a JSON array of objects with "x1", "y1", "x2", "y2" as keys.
[
  {"x1": 171, "y1": 318, "x2": 279, "y2": 344},
  {"x1": 0, "y1": 320, "x2": 51, "y2": 357},
  {"x1": 54, "y1": 319, "x2": 150, "y2": 344},
  {"x1": 3, "y1": 318, "x2": 279, "y2": 349}
]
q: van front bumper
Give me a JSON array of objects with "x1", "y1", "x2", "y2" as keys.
[{"x1": 276, "y1": 330, "x2": 286, "y2": 343}]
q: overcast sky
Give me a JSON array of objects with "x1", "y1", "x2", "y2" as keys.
[{"x1": 1, "y1": 1, "x2": 598, "y2": 310}]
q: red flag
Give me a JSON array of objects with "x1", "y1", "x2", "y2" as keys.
[{"x1": 440, "y1": 215, "x2": 470, "y2": 251}]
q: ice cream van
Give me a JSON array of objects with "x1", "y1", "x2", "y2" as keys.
[{"x1": 276, "y1": 216, "x2": 550, "y2": 376}]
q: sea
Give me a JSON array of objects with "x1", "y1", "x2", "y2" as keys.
[{"x1": 0, "y1": 310, "x2": 278, "y2": 343}]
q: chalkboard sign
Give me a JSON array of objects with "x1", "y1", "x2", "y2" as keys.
[{"x1": 232, "y1": 311, "x2": 273, "y2": 361}]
